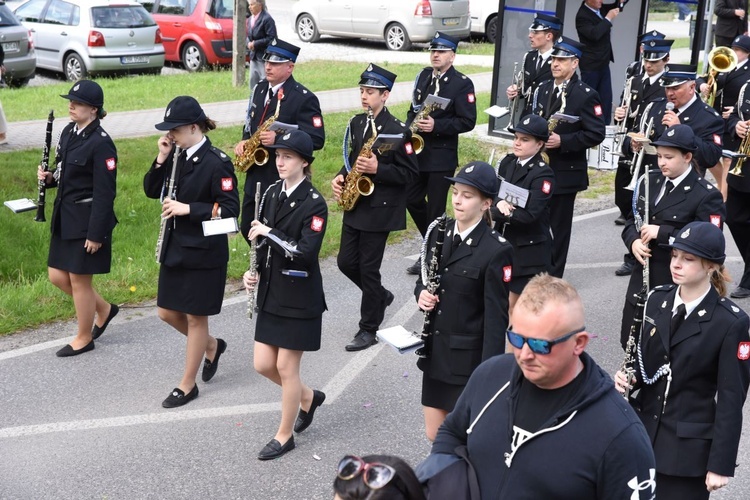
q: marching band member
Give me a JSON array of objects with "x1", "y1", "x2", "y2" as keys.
[
  {"x1": 235, "y1": 39, "x2": 325, "y2": 245},
  {"x1": 491, "y1": 114, "x2": 554, "y2": 319},
  {"x1": 616, "y1": 221, "x2": 750, "y2": 499},
  {"x1": 332, "y1": 64, "x2": 418, "y2": 352},
  {"x1": 531, "y1": 36, "x2": 605, "y2": 278},
  {"x1": 243, "y1": 130, "x2": 327, "y2": 460},
  {"x1": 619, "y1": 125, "x2": 725, "y2": 349},
  {"x1": 505, "y1": 13, "x2": 562, "y2": 120},
  {"x1": 144, "y1": 96, "x2": 239, "y2": 408},
  {"x1": 37, "y1": 80, "x2": 118, "y2": 357},
  {"x1": 405, "y1": 32, "x2": 477, "y2": 275},
  {"x1": 415, "y1": 161, "x2": 512, "y2": 441}
]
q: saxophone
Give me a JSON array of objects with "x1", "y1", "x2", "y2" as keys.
[
  {"x1": 409, "y1": 101, "x2": 439, "y2": 154},
  {"x1": 234, "y1": 88, "x2": 283, "y2": 172},
  {"x1": 546, "y1": 80, "x2": 567, "y2": 133},
  {"x1": 338, "y1": 107, "x2": 376, "y2": 212}
]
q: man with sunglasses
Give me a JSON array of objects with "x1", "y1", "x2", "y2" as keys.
[{"x1": 420, "y1": 274, "x2": 656, "y2": 499}]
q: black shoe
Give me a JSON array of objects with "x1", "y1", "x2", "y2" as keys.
[
  {"x1": 258, "y1": 436, "x2": 295, "y2": 460},
  {"x1": 92, "y1": 303, "x2": 119, "y2": 340},
  {"x1": 345, "y1": 330, "x2": 378, "y2": 352},
  {"x1": 614, "y1": 216, "x2": 626, "y2": 226},
  {"x1": 406, "y1": 258, "x2": 421, "y2": 275},
  {"x1": 385, "y1": 289, "x2": 394, "y2": 308},
  {"x1": 294, "y1": 390, "x2": 326, "y2": 433},
  {"x1": 615, "y1": 261, "x2": 634, "y2": 276},
  {"x1": 162, "y1": 385, "x2": 199, "y2": 408},
  {"x1": 56, "y1": 340, "x2": 95, "y2": 357},
  {"x1": 730, "y1": 286, "x2": 750, "y2": 299},
  {"x1": 201, "y1": 338, "x2": 227, "y2": 382}
]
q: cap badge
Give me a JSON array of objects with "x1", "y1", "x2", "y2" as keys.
[
  {"x1": 698, "y1": 309, "x2": 706, "y2": 317},
  {"x1": 465, "y1": 165, "x2": 475, "y2": 173},
  {"x1": 271, "y1": 39, "x2": 277, "y2": 45},
  {"x1": 434, "y1": 33, "x2": 439, "y2": 39},
  {"x1": 680, "y1": 228, "x2": 691, "y2": 239},
  {"x1": 662, "y1": 301, "x2": 668, "y2": 308},
  {"x1": 282, "y1": 133, "x2": 291, "y2": 140},
  {"x1": 557, "y1": 37, "x2": 563, "y2": 43},
  {"x1": 650, "y1": 41, "x2": 655, "y2": 47},
  {"x1": 166, "y1": 108, "x2": 172, "y2": 117},
  {"x1": 367, "y1": 63, "x2": 373, "y2": 71},
  {"x1": 732, "y1": 305, "x2": 740, "y2": 313},
  {"x1": 667, "y1": 129, "x2": 675, "y2": 137},
  {"x1": 523, "y1": 118, "x2": 531, "y2": 125},
  {"x1": 73, "y1": 84, "x2": 80, "y2": 91}
]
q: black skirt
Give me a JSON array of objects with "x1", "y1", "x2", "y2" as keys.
[
  {"x1": 157, "y1": 264, "x2": 227, "y2": 316},
  {"x1": 48, "y1": 232, "x2": 112, "y2": 275},
  {"x1": 421, "y1": 372, "x2": 466, "y2": 412},
  {"x1": 255, "y1": 310, "x2": 322, "y2": 351}
]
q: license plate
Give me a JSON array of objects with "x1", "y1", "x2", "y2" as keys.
[
  {"x1": 442, "y1": 17, "x2": 459, "y2": 26},
  {"x1": 121, "y1": 55, "x2": 149, "y2": 64},
  {"x1": 1, "y1": 42, "x2": 19, "y2": 53}
]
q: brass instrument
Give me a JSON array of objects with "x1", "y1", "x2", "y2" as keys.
[
  {"x1": 234, "y1": 89, "x2": 283, "y2": 172},
  {"x1": 504, "y1": 61, "x2": 525, "y2": 130},
  {"x1": 155, "y1": 145, "x2": 182, "y2": 264},
  {"x1": 338, "y1": 107, "x2": 376, "y2": 212},
  {"x1": 247, "y1": 181, "x2": 262, "y2": 318},
  {"x1": 730, "y1": 85, "x2": 749, "y2": 177},
  {"x1": 613, "y1": 76, "x2": 634, "y2": 158},
  {"x1": 541, "y1": 81, "x2": 567, "y2": 163},
  {"x1": 409, "y1": 101, "x2": 439, "y2": 154},
  {"x1": 704, "y1": 46, "x2": 738, "y2": 108}
]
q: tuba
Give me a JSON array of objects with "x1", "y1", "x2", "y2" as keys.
[
  {"x1": 704, "y1": 46, "x2": 738, "y2": 108},
  {"x1": 234, "y1": 89, "x2": 283, "y2": 172},
  {"x1": 338, "y1": 107, "x2": 376, "y2": 211}
]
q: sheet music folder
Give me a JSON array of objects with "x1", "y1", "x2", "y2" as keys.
[
  {"x1": 4, "y1": 198, "x2": 37, "y2": 214},
  {"x1": 376, "y1": 325, "x2": 424, "y2": 354}
]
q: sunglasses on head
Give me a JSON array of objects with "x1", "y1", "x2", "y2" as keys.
[
  {"x1": 506, "y1": 326, "x2": 586, "y2": 355},
  {"x1": 337, "y1": 455, "x2": 396, "y2": 490}
]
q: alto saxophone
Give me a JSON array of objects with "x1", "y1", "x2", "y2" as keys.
[
  {"x1": 546, "y1": 80, "x2": 567, "y2": 133},
  {"x1": 409, "y1": 101, "x2": 439, "y2": 154},
  {"x1": 234, "y1": 88, "x2": 283, "y2": 172},
  {"x1": 338, "y1": 107, "x2": 376, "y2": 212}
]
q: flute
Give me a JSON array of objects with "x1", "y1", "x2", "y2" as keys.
[
  {"x1": 247, "y1": 182, "x2": 262, "y2": 318},
  {"x1": 155, "y1": 146, "x2": 181, "y2": 264}
]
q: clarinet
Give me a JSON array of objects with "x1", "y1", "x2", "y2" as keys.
[
  {"x1": 155, "y1": 146, "x2": 181, "y2": 264},
  {"x1": 34, "y1": 110, "x2": 55, "y2": 223},
  {"x1": 415, "y1": 214, "x2": 447, "y2": 359},
  {"x1": 247, "y1": 181, "x2": 262, "y2": 318}
]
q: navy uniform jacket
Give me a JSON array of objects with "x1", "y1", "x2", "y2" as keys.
[
  {"x1": 620, "y1": 74, "x2": 666, "y2": 134},
  {"x1": 49, "y1": 120, "x2": 117, "y2": 242},
  {"x1": 242, "y1": 75, "x2": 325, "y2": 207},
  {"x1": 144, "y1": 138, "x2": 240, "y2": 269},
  {"x1": 406, "y1": 65, "x2": 476, "y2": 172},
  {"x1": 414, "y1": 219, "x2": 512, "y2": 386},
  {"x1": 255, "y1": 179, "x2": 327, "y2": 319},
  {"x1": 726, "y1": 85, "x2": 750, "y2": 189},
  {"x1": 631, "y1": 285, "x2": 750, "y2": 477},
  {"x1": 338, "y1": 107, "x2": 419, "y2": 232},
  {"x1": 246, "y1": 9, "x2": 276, "y2": 61},
  {"x1": 532, "y1": 73, "x2": 606, "y2": 194},
  {"x1": 519, "y1": 49, "x2": 553, "y2": 117},
  {"x1": 575, "y1": 1, "x2": 618, "y2": 71},
  {"x1": 622, "y1": 168, "x2": 726, "y2": 303},
  {"x1": 491, "y1": 152, "x2": 554, "y2": 277}
]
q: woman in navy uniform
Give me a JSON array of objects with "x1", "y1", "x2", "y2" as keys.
[
  {"x1": 38, "y1": 80, "x2": 119, "y2": 357},
  {"x1": 415, "y1": 161, "x2": 512, "y2": 441},
  {"x1": 619, "y1": 125, "x2": 726, "y2": 349},
  {"x1": 144, "y1": 96, "x2": 239, "y2": 408},
  {"x1": 243, "y1": 130, "x2": 327, "y2": 460},
  {"x1": 616, "y1": 221, "x2": 750, "y2": 499},
  {"x1": 332, "y1": 63, "x2": 419, "y2": 352},
  {"x1": 491, "y1": 114, "x2": 554, "y2": 320}
]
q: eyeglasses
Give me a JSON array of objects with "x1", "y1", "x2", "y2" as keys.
[
  {"x1": 337, "y1": 455, "x2": 396, "y2": 490},
  {"x1": 506, "y1": 326, "x2": 585, "y2": 355}
]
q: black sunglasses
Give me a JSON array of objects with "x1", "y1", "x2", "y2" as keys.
[
  {"x1": 506, "y1": 326, "x2": 586, "y2": 355},
  {"x1": 337, "y1": 455, "x2": 396, "y2": 490}
]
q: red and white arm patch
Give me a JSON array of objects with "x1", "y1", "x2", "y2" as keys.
[
  {"x1": 542, "y1": 180, "x2": 551, "y2": 194},
  {"x1": 503, "y1": 265, "x2": 512, "y2": 283},
  {"x1": 738, "y1": 342, "x2": 750, "y2": 360},
  {"x1": 594, "y1": 105, "x2": 603, "y2": 117},
  {"x1": 404, "y1": 142, "x2": 414, "y2": 155},
  {"x1": 312, "y1": 115, "x2": 323, "y2": 128},
  {"x1": 221, "y1": 177, "x2": 233, "y2": 191},
  {"x1": 106, "y1": 157, "x2": 116, "y2": 170},
  {"x1": 310, "y1": 215, "x2": 324, "y2": 232},
  {"x1": 467, "y1": 93, "x2": 475, "y2": 103},
  {"x1": 710, "y1": 214, "x2": 721, "y2": 227},
  {"x1": 713, "y1": 133, "x2": 722, "y2": 145}
]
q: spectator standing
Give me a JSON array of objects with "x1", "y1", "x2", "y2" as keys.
[
  {"x1": 246, "y1": 0, "x2": 277, "y2": 93},
  {"x1": 715, "y1": 0, "x2": 747, "y2": 48}
]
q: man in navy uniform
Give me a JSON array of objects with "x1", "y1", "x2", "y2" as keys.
[
  {"x1": 235, "y1": 39, "x2": 325, "y2": 245},
  {"x1": 621, "y1": 30, "x2": 666, "y2": 83},
  {"x1": 332, "y1": 64, "x2": 419, "y2": 351},
  {"x1": 531, "y1": 36, "x2": 606, "y2": 278},
  {"x1": 505, "y1": 13, "x2": 563, "y2": 120},
  {"x1": 405, "y1": 32, "x2": 477, "y2": 275}
]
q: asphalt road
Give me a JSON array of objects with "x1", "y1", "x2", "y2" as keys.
[{"x1": 1, "y1": 206, "x2": 749, "y2": 499}]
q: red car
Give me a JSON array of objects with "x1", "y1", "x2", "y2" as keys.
[{"x1": 137, "y1": 0, "x2": 233, "y2": 71}]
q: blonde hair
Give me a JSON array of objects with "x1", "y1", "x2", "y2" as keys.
[
  {"x1": 516, "y1": 273, "x2": 582, "y2": 315},
  {"x1": 703, "y1": 260, "x2": 732, "y2": 297}
]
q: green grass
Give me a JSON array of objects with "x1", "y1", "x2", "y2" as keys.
[
  {"x1": 457, "y1": 40, "x2": 496, "y2": 56},
  {"x1": 672, "y1": 37, "x2": 691, "y2": 50}
]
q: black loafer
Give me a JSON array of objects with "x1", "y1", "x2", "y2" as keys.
[
  {"x1": 162, "y1": 385, "x2": 199, "y2": 408},
  {"x1": 294, "y1": 389, "x2": 326, "y2": 433},
  {"x1": 406, "y1": 258, "x2": 421, "y2": 275},
  {"x1": 615, "y1": 261, "x2": 634, "y2": 276},
  {"x1": 614, "y1": 216, "x2": 626, "y2": 226},
  {"x1": 201, "y1": 338, "x2": 227, "y2": 382},
  {"x1": 56, "y1": 340, "x2": 95, "y2": 357},
  {"x1": 345, "y1": 330, "x2": 378, "y2": 352},
  {"x1": 384, "y1": 289, "x2": 394, "y2": 308},
  {"x1": 730, "y1": 286, "x2": 750, "y2": 299},
  {"x1": 258, "y1": 436, "x2": 295, "y2": 461},
  {"x1": 92, "y1": 303, "x2": 119, "y2": 340}
]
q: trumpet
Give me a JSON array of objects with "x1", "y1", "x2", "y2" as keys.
[
  {"x1": 613, "y1": 76, "x2": 634, "y2": 158},
  {"x1": 730, "y1": 128, "x2": 750, "y2": 176},
  {"x1": 338, "y1": 107, "x2": 376, "y2": 211},
  {"x1": 704, "y1": 46, "x2": 738, "y2": 108},
  {"x1": 505, "y1": 61, "x2": 525, "y2": 130}
]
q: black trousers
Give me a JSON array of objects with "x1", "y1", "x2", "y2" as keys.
[
  {"x1": 337, "y1": 224, "x2": 390, "y2": 333},
  {"x1": 656, "y1": 472, "x2": 709, "y2": 500},
  {"x1": 727, "y1": 186, "x2": 750, "y2": 289},
  {"x1": 407, "y1": 170, "x2": 453, "y2": 236},
  {"x1": 549, "y1": 192, "x2": 577, "y2": 278}
]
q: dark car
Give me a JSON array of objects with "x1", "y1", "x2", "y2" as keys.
[{"x1": 0, "y1": 0, "x2": 35, "y2": 87}]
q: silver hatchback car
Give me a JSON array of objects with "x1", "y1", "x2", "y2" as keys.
[
  {"x1": 14, "y1": 0, "x2": 164, "y2": 80},
  {"x1": 0, "y1": 0, "x2": 36, "y2": 86}
]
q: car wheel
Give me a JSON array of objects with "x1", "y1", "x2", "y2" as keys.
[
  {"x1": 486, "y1": 15, "x2": 497, "y2": 44},
  {"x1": 182, "y1": 42, "x2": 206, "y2": 72},
  {"x1": 297, "y1": 14, "x2": 320, "y2": 43},
  {"x1": 64, "y1": 53, "x2": 87, "y2": 81},
  {"x1": 385, "y1": 23, "x2": 412, "y2": 51}
]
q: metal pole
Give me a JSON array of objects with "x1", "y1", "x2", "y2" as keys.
[
  {"x1": 702, "y1": 0, "x2": 718, "y2": 71},
  {"x1": 232, "y1": 0, "x2": 248, "y2": 87}
]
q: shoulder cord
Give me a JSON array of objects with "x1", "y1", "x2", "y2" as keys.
[{"x1": 420, "y1": 216, "x2": 443, "y2": 286}]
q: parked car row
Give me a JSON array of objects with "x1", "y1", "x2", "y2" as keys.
[{"x1": 0, "y1": 0, "x2": 36, "y2": 86}]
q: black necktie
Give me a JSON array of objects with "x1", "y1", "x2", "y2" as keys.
[
  {"x1": 670, "y1": 303, "x2": 686, "y2": 336},
  {"x1": 276, "y1": 191, "x2": 287, "y2": 215},
  {"x1": 665, "y1": 180, "x2": 675, "y2": 195},
  {"x1": 426, "y1": 75, "x2": 437, "y2": 96},
  {"x1": 452, "y1": 234, "x2": 462, "y2": 252},
  {"x1": 552, "y1": 86, "x2": 561, "y2": 103},
  {"x1": 536, "y1": 56, "x2": 543, "y2": 72},
  {"x1": 643, "y1": 79, "x2": 651, "y2": 94}
]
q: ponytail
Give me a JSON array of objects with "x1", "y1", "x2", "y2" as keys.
[{"x1": 710, "y1": 264, "x2": 732, "y2": 297}]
